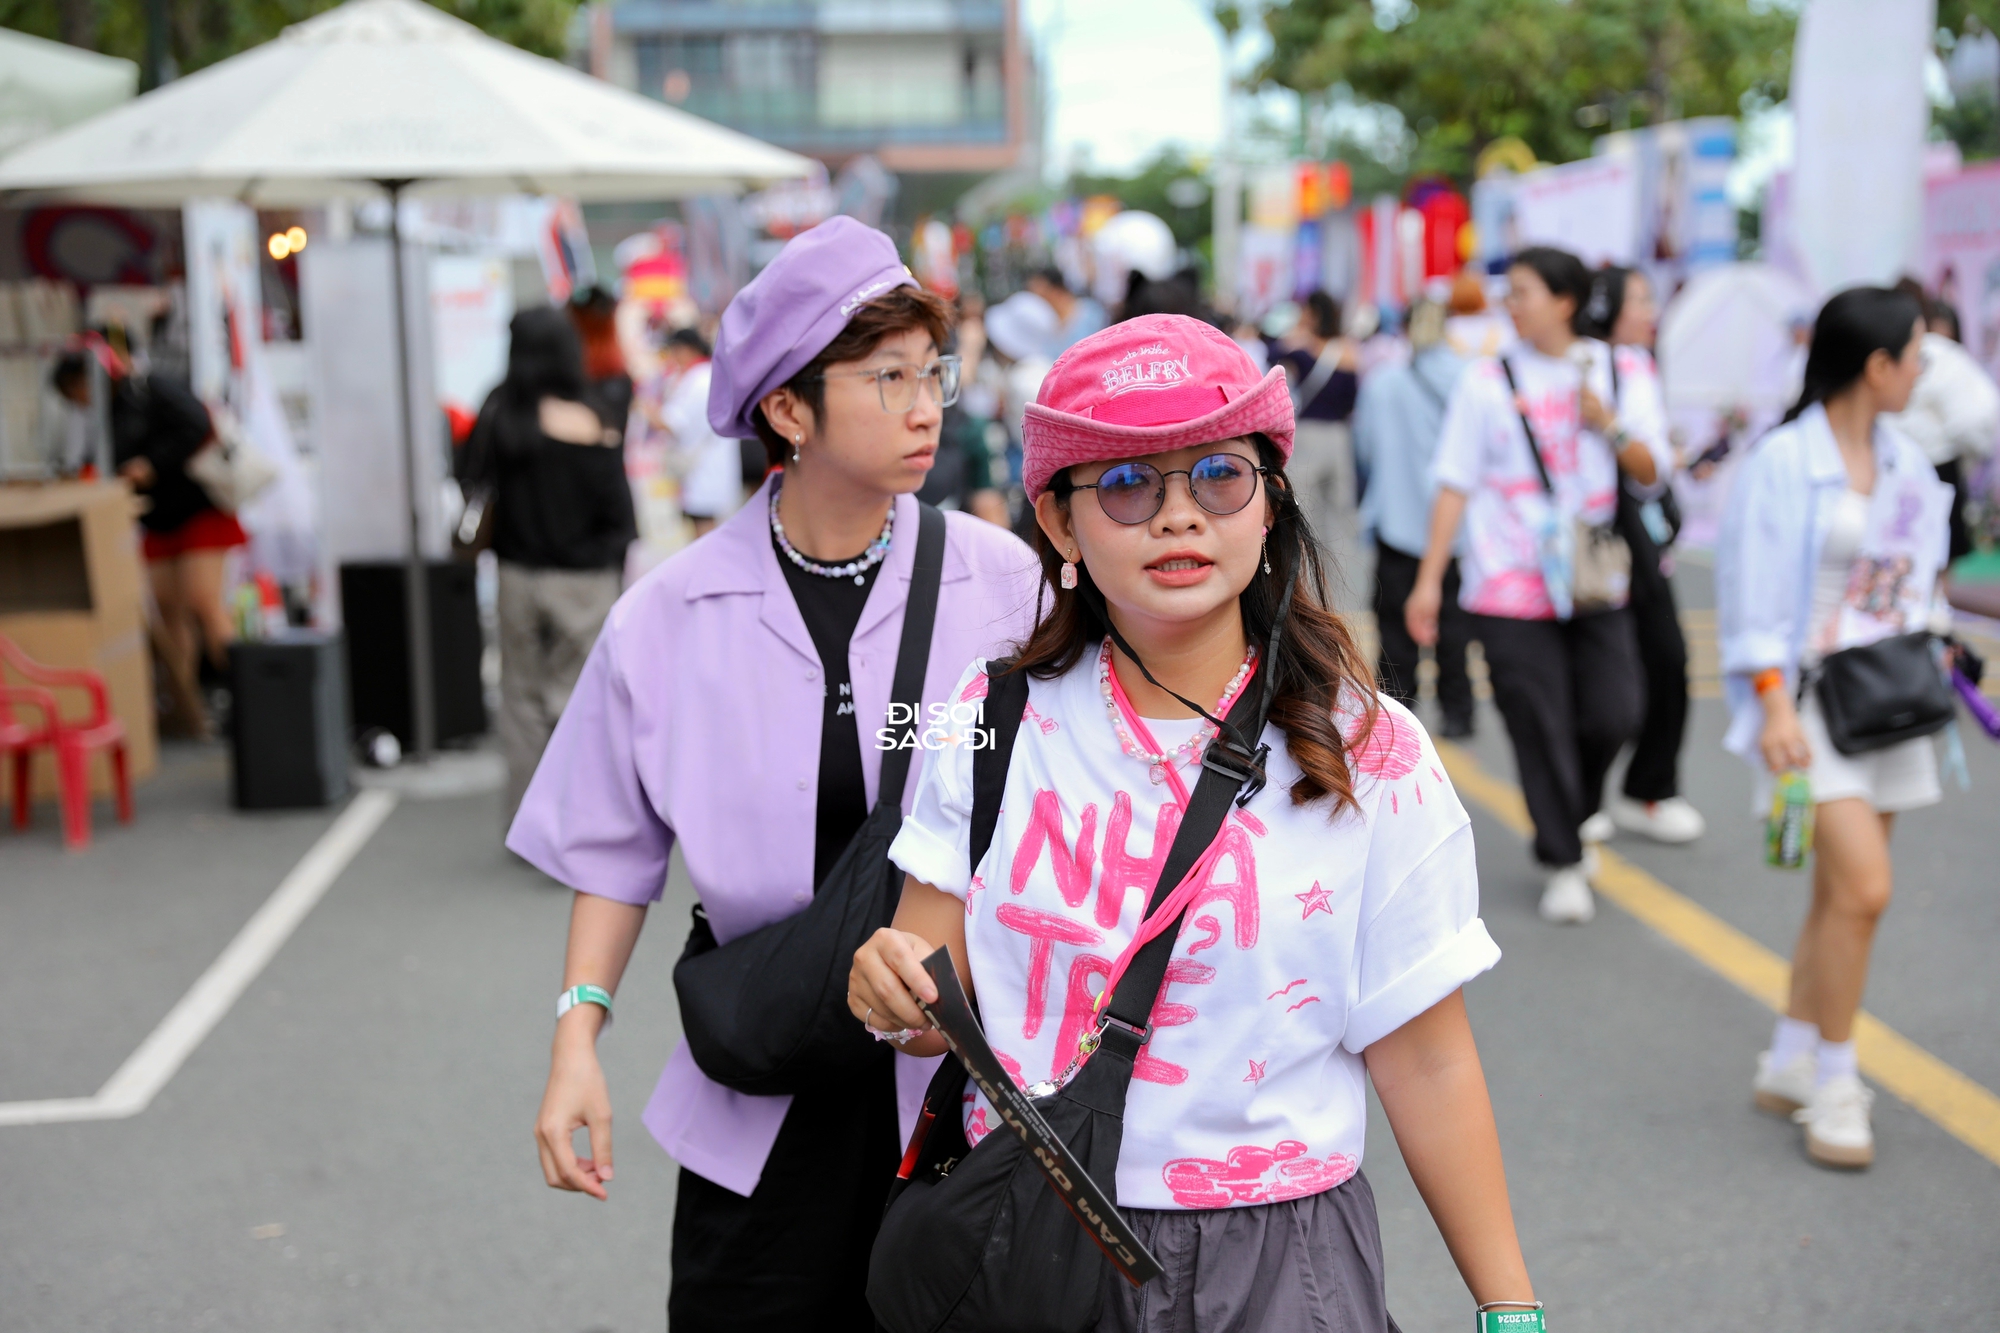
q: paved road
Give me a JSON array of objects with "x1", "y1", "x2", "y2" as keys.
[{"x1": 3, "y1": 564, "x2": 1996, "y2": 1331}]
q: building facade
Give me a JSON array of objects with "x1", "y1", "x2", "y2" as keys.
[{"x1": 593, "y1": 0, "x2": 1030, "y2": 176}]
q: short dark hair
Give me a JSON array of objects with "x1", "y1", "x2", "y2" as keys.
[
  {"x1": 1029, "y1": 267, "x2": 1069, "y2": 293},
  {"x1": 667, "y1": 327, "x2": 712, "y2": 358},
  {"x1": 52, "y1": 352, "x2": 89, "y2": 394},
  {"x1": 751, "y1": 284, "x2": 954, "y2": 468},
  {"x1": 1509, "y1": 246, "x2": 1592, "y2": 332},
  {"x1": 1579, "y1": 266, "x2": 1634, "y2": 341},
  {"x1": 1303, "y1": 290, "x2": 1341, "y2": 340}
]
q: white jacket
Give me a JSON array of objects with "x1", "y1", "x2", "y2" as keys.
[
  {"x1": 1889, "y1": 332, "x2": 1999, "y2": 466},
  {"x1": 1715, "y1": 404, "x2": 1953, "y2": 763}
]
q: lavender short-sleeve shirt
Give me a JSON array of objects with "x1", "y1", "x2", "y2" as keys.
[{"x1": 508, "y1": 479, "x2": 1043, "y2": 1195}]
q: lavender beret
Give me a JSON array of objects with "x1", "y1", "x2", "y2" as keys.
[{"x1": 707, "y1": 216, "x2": 917, "y2": 440}]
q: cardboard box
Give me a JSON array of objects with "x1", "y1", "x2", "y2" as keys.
[{"x1": 0, "y1": 481, "x2": 157, "y2": 801}]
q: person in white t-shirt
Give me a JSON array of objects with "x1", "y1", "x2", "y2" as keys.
[
  {"x1": 1405, "y1": 247, "x2": 1673, "y2": 926},
  {"x1": 850, "y1": 315, "x2": 1538, "y2": 1332},
  {"x1": 659, "y1": 328, "x2": 744, "y2": 536}
]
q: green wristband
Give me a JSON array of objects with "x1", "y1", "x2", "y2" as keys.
[
  {"x1": 557, "y1": 984, "x2": 614, "y2": 1025},
  {"x1": 1476, "y1": 1303, "x2": 1545, "y2": 1332}
]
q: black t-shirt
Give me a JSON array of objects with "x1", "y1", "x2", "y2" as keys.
[{"x1": 774, "y1": 532, "x2": 885, "y2": 889}]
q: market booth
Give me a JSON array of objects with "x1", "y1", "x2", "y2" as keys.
[{"x1": 0, "y1": 480, "x2": 154, "y2": 800}]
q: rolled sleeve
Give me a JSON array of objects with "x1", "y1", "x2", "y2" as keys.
[
  {"x1": 1430, "y1": 365, "x2": 1498, "y2": 496},
  {"x1": 506, "y1": 616, "x2": 675, "y2": 904},
  {"x1": 1343, "y1": 822, "x2": 1499, "y2": 1053},
  {"x1": 887, "y1": 659, "x2": 986, "y2": 897}
]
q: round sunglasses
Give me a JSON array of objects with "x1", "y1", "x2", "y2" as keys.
[{"x1": 1070, "y1": 452, "x2": 1269, "y2": 525}]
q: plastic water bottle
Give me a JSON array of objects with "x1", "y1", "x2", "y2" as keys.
[{"x1": 1766, "y1": 770, "x2": 1813, "y2": 870}]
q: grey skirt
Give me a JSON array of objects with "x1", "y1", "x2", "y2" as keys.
[{"x1": 1097, "y1": 1172, "x2": 1402, "y2": 1333}]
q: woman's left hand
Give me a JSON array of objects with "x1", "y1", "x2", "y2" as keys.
[{"x1": 1578, "y1": 385, "x2": 1615, "y2": 434}]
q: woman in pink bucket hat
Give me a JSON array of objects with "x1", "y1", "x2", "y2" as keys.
[{"x1": 854, "y1": 314, "x2": 1540, "y2": 1330}]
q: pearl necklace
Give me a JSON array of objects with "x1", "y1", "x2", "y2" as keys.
[
  {"x1": 769, "y1": 482, "x2": 893, "y2": 585},
  {"x1": 1097, "y1": 638, "x2": 1258, "y2": 786}
]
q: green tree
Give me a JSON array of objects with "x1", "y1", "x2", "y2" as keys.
[
  {"x1": 0, "y1": 0, "x2": 580, "y2": 75},
  {"x1": 1246, "y1": 0, "x2": 1795, "y2": 180}
]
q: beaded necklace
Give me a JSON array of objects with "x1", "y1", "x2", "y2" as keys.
[
  {"x1": 1097, "y1": 637, "x2": 1258, "y2": 786},
  {"x1": 769, "y1": 479, "x2": 893, "y2": 585}
]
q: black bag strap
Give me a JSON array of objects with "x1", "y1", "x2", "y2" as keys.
[
  {"x1": 876, "y1": 501, "x2": 949, "y2": 808},
  {"x1": 1497, "y1": 357, "x2": 1556, "y2": 496},
  {"x1": 970, "y1": 661, "x2": 1031, "y2": 873},
  {"x1": 1095, "y1": 750, "x2": 1258, "y2": 1042}
]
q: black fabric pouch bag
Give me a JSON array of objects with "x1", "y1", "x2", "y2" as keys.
[
  {"x1": 672, "y1": 502, "x2": 946, "y2": 1097},
  {"x1": 1812, "y1": 630, "x2": 1956, "y2": 756},
  {"x1": 868, "y1": 660, "x2": 1273, "y2": 1333}
]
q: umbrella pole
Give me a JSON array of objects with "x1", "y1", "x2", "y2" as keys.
[{"x1": 383, "y1": 179, "x2": 437, "y2": 763}]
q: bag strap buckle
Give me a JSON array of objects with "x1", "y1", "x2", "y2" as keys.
[{"x1": 1202, "y1": 736, "x2": 1271, "y2": 807}]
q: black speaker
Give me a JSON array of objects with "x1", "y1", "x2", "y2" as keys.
[
  {"x1": 338, "y1": 560, "x2": 487, "y2": 748},
  {"x1": 230, "y1": 633, "x2": 351, "y2": 810}
]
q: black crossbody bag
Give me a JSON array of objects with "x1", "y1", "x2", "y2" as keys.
[
  {"x1": 672, "y1": 502, "x2": 947, "y2": 1096},
  {"x1": 1807, "y1": 631, "x2": 1956, "y2": 756},
  {"x1": 867, "y1": 655, "x2": 1279, "y2": 1333}
]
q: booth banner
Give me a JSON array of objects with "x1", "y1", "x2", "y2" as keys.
[
  {"x1": 185, "y1": 199, "x2": 317, "y2": 585},
  {"x1": 1923, "y1": 160, "x2": 2000, "y2": 376},
  {"x1": 1235, "y1": 224, "x2": 1293, "y2": 323},
  {"x1": 429, "y1": 254, "x2": 512, "y2": 422},
  {"x1": 1789, "y1": 0, "x2": 1932, "y2": 294},
  {"x1": 1512, "y1": 155, "x2": 1640, "y2": 267}
]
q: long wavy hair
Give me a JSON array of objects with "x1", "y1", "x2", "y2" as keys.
[{"x1": 1008, "y1": 434, "x2": 1380, "y2": 816}]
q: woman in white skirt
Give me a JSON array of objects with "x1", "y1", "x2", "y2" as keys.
[{"x1": 1716, "y1": 285, "x2": 1953, "y2": 1169}]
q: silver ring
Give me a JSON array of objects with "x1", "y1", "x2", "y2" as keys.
[{"x1": 864, "y1": 1005, "x2": 875, "y2": 1028}]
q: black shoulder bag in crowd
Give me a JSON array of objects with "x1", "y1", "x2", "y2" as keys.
[
  {"x1": 869, "y1": 585, "x2": 1289, "y2": 1333},
  {"x1": 672, "y1": 501, "x2": 947, "y2": 1097},
  {"x1": 1807, "y1": 632, "x2": 1957, "y2": 756}
]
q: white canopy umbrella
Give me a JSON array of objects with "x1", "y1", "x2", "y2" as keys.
[
  {"x1": 0, "y1": 0, "x2": 812, "y2": 759},
  {"x1": 0, "y1": 28, "x2": 137, "y2": 156},
  {"x1": 0, "y1": 0, "x2": 809, "y2": 205}
]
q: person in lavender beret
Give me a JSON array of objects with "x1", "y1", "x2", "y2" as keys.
[{"x1": 516, "y1": 216, "x2": 1042, "y2": 1329}]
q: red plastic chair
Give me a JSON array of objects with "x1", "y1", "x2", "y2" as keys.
[
  {"x1": 0, "y1": 633, "x2": 131, "y2": 849},
  {"x1": 1, "y1": 681, "x2": 60, "y2": 832}
]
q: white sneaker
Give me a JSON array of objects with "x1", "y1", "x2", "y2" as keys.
[
  {"x1": 1579, "y1": 811, "x2": 1615, "y2": 844},
  {"x1": 1538, "y1": 866, "x2": 1596, "y2": 924},
  {"x1": 1752, "y1": 1049, "x2": 1816, "y2": 1117},
  {"x1": 1611, "y1": 795, "x2": 1707, "y2": 844},
  {"x1": 1795, "y1": 1075, "x2": 1875, "y2": 1169}
]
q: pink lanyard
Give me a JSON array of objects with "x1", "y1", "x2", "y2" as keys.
[{"x1": 1093, "y1": 650, "x2": 1261, "y2": 1021}]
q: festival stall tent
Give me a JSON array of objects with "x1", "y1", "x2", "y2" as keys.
[{"x1": 0, "y1": 0, "x2": 812, "y2": 759}]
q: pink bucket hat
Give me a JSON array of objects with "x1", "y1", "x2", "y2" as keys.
[{"x1": 1020, "y1": 313, "x2": 1294, "y2": 500}]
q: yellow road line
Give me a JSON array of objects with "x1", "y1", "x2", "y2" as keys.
[{"x1": 1435, "y1": 741, "x2": 2000, "y2": 1171}]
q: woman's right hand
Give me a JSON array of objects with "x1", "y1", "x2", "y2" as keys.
[
  {"x1": 1405, "y1": 575, "x2": 1444, "y2": 648},
  {"x1": 1758, "y1": 694, "x2": 1812, "y2": 775},
  {"x1": 849, "y1": 927, "x2": 947, "y2": 1057},
  {"x1": 535, "y1": 1016, "x2": 615, "y2": 1200}
]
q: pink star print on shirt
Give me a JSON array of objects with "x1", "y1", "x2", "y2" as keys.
[
  {"x1": 1244, "y1": 1059, "x2": 1266, "y2": 1083},
  {"x1": 1295, "y1": 881, "x2": 1333, "y2": 918}
]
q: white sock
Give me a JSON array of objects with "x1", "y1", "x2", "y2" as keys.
[
  {"x1": 1816, "y1": 1038, "x2": 1859, "y2": 1087},
  {"x1": 1769, "y1": 1016, "x2": 1818, "y2": 1068}
]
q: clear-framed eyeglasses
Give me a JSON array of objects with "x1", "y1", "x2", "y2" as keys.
[{"x1": 807, "y1": 355, "x2": 962, "y2": 414}]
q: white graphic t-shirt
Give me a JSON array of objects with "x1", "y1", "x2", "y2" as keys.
[
  {"x1": 1431, "y1": 342, "x2": 1671, "y2": 619},
  {"x1": 888, "y1": 655, "x2": 1500, "y2": 1210}
]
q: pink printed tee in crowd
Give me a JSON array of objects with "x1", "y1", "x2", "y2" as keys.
[
  {"x1": 1430, "y1": 341, "x2": 1673, "y2": 620},
  {"x1": 888, "y1": 655, "x2": 1499, "y2": 1211}
]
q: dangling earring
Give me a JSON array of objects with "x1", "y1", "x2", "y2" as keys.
[
  {"x1": 1060, "y1": 548, "x2": 1078, "y2": 590},
  {"x1": 792, "y1": 433, "x2": 802, "y2": 464},
  {"x1": 1261, "y1": 528, "x2": 1272, "y2": 575}
]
